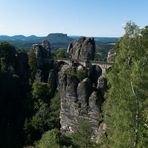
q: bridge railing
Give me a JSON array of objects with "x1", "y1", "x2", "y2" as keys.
[{"x1": 57, "y1": 58, "x2": 113, "y2": 65}]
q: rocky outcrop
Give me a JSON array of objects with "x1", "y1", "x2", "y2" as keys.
[
  {"x1": 59, "y1": 64, "x2": 107, "y2": 138},
  {"x1": 107, "y1": 48, "x2": 116, "y2": 63},
  {"x1": 41, "y1": 40, "x2": 51, "y2": 51},
  {"x1": 67, "y1": 37, "x2": 96, "y2": 60},
  {"x1": 30, "y1": 40, "x2": 53, "y2": 82},
  {"x1": 88, "y1": 65, "x2": 102, "y2": 86},
  {"x1": 48, "y1": 69, "x2": 58, "y2": 97},
  {"x1": 77, "y1": 78, "x2": 92, "y2": 110},
  {"x1": 31, "y1": 41, "x2": 51, "y2": 69}
]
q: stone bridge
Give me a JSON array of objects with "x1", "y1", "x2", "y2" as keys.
[{"x1": 56, "y1": 58, "x2": 112, "y2": 71}]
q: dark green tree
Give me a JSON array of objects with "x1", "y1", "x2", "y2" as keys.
[
  {"x1": 55, "y1": 48, "x2": 66, "y2": 59},
  {"x1": 0, "y1": 42, "x2": 16, "y2": 72},
  {"x1": 0, "y1": 42, "x2": 29, "y2": 148},
  {"x1": 35, "y1": 129, "x2": 60, "y2": 148},
  {"x1": 71, "y1": 120, "x2": 97, "y2": 148},
  {"x1": 28, "y1": 49, "x2": 37, "y2": 82},
  {"x1": 100, "y1": 22, "x2": 148, "y2": 148},
  {"x1": 76, "y1": 68, "x2": 88, "y2": 81},
  {"x1": 24, "y1": 83, "x2": 60, "y2": 146},
  {"x1": 32, "y1": 82, "x2": 51, "y2": 104}
]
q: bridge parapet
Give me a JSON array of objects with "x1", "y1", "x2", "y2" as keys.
[{"x1": 56, "y1": 58, "x2": 112, "y2": 70}]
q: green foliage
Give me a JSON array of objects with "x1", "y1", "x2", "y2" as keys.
[
  {"x1": 100, "y1": 22, "x2": 148, "y2": 147},
  {"x1": 30, "y1": 103, "x2": 50, "y2": 132},
  {"x1": 55, "y1": 48, "x2": 66, "y2": 59},
  {"x1": 124, "y1": 21, "x2": 141, "y2": 38},
  {"x1": 65, "y1": 67, "x2": 76, "y2": 77},
  {"x1": 66, "y1": 66, "x2": 87, "y2": 82},
  {"x1": 76, "y1": 68, "x2": 88, "y2": 81},
  {"x1": 0, "y1": 24, "x2": 147, "y2": 148},
  {"x1": 48, "y1": 91, "x2": 60, "y2": 129},
  {"x1": 35, "y1": 129, "x2": 60, "y2": 148},
  {"x1": 24, "y1": 86, "x2": 61, "y2": 145},
  {"x1": 18, "y1": 48, "x2": 25, "y2": 53},
  {"x1": 32, "y1": 82, "x2": 51, "y2": 104},
  {"x1": 71, "y1": 120, "x2": 97, "y2": 148},
  {"x1": 60, "y1": 135, "x2": 78, "y2": 148},
  {"x1": 95, "y1": 43, "x2": 114, "y2": 61},
  {"x1": 0, "y1": 41, "x2": 16, "y2": 72}
]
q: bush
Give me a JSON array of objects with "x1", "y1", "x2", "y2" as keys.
[
  {"x1": 35, "y1": 129, "x2": 60, "y2": 148},
  {"x1": 76, "y1": 69, "x2": 87, "y2": 81},
  {"x1": 32, "y1": 82, "x2": 51, "y2": 103},
  {"x1": 55, "y1": 48, "x2": 66, "y2": 59},
  {"x1": 68, "y1": 120, "x2": 98, "y2": 148}
]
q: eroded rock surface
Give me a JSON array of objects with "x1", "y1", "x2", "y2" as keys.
[
  {"x1": 31, "y1": 42, "x2": 50, "y2": 69},
  {"x1": 31, "y1": 40, "x2": 54, "y2": 82},
  {"x1": 67, "y1": 37, "x2": 96, "y2": 60},
  {"x1": 59, "y1": 64, "x2": 107, "y2": 138},
  {"x1": 107, "y1": 48, "x2": 116, "y2": 63}
]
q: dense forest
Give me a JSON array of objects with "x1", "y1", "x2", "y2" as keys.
[
  {"x1": 0, "y1": 22, "x2": 147, "y2": 148},
  {"x1": 99, "y1": 22, "x2": 148, "y2": 148}
]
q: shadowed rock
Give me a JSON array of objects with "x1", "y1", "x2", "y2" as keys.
[
  {"x1": 41, "y1": 40, "x2": 51, "y2": 51},
  {"x1": 59, "y1": 64, "x2": 107, "y2": 139},
  {"x1": 30, "y1": 40, "x2": 53, "y2": 82},
  {"x1": 48, "y1": 69, "x2": 58, "y2": 97},
  {"x1": 77, "y1": 78, "x2": 92, "y2": 110}
]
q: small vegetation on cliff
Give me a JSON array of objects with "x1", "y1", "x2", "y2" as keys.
[
  {"x1": 55, "y1": 48, "x2": 66, "y2": 59},
  {"x1": 35, "y1": 129, "x2": 60, "y2": 148},
  {"x1": 76, "y1": 69, "x2": 88, "y2": 81},
  {"x1": 66, "y1": 66, "x2": 88, "y2": 82}
]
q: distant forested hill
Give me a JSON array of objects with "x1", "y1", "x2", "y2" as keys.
[
  {"x1": 0, "y1": 34, "x2": 118, "y2": 52},
  {"x1": 70, "y1": 36, "x2": 119, "y2": 43},
  {"x1": 0, "y1": 33, "x2": 73, "y2": 51}
]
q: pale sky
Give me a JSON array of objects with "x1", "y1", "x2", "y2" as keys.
[{"x1": 0, "y1": 0, "x2": 147, "y2": 37}]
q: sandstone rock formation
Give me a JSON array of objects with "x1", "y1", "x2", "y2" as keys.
[
  {"x1": 31, "y1": 41, "x2": 51, "y2": 69},
  {"x1": 30, "y1": 40, "x2": 54, "y2": 82},
  {"x1": 67, "y1": 37, "x2": 96, "y2": 61},
  {"x1": 107, "y1": 48, "x2": 116, "y2": 63},
  {"x1": 59, "y1": 64, "x2": 107, "y2": 139}
]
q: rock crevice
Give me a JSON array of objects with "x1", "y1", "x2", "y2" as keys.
[
  {"x1": 67, "y1": 37, "x2": 96, "y2": 60},
  {"x1": 59, "y1": 64, "x2": 107, "y2": 137}
]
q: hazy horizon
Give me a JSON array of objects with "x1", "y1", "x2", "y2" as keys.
[
  {"x1": 0, "y1": 0, "x2": 147, "y2": 37},
  {"x1": 0, "y1": 33, "x2": 120, "y2": 38}
]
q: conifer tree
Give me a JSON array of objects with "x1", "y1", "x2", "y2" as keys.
[{"x1": 100, "y1": 22, "x2": 148, "y2": 148}]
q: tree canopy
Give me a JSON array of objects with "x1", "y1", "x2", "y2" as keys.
[{"x1": 99, "y1": 21, "x2": 148, "y2": 148}]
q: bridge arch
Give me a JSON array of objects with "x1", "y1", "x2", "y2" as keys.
[{"x1": 56, "y1": 58, "x2": 112, "y2": 73}]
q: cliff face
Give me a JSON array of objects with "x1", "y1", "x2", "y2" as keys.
[
  {"x1": 30, "y1": 40, "x2": 58, "y2": 96},
  {"x1": 59, "y1": 63, "x2": 107, "y2": 138},
  {"x1": 32, "y1": 40, "x2": 51, "y2": 69},
  {"x1": 29, "y1": 38, "x2": 108, "y2": 140},
  {"x1": 107, "y1": 48, "x2": 116, "y2": 63},
  {"x1": 67, "y1": 37, "x2": 96, "y2": 60}
]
